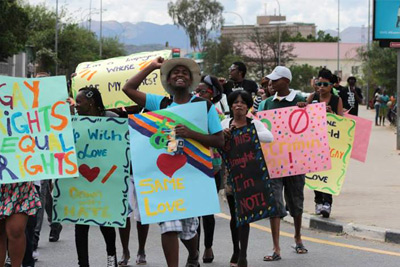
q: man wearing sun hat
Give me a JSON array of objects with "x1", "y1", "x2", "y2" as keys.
[
  {"x1": 123, "y1": 57, "x2": 224, "y2": 267},
  {"x1": 258, "y1": 66, "x2": 308, "y2": 262}
]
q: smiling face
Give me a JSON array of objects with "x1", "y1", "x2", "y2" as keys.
[
  {"x1": 167, "y1": 65, "x2": 192, "y2": 92},
  {"x1": 231, "y1": 95, "x2": 248, "y2": 118}
]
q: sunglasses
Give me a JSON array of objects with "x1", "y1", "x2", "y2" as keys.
[
  {"x1": 199, "y1": 89, "x2": 213, "y2": 95},
  {"x1": 316, "y1": 82, "x2": 332, "y2": 87}
]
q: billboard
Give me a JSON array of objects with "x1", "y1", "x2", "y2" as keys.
[{"x1": 374, "y1": 0, "x2": 400, "y2": 40}]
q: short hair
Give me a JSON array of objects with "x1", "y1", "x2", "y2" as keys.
[
  {"x1": 347, "y1": 76, "x2": 357, "y2": 83},
  {"x1": 78, "y1": 86, "x2": 106, "y2": 114},
  {"x1": 233, "y1": 61, "x2": 247, "y2": 77},
  {"x1": 227, "y1": 90, "x2": 253, "y2": 116},
  {"x1": 331, "y1": 74, "x2": 339, "y2": 84},
  {"x1": 318, "y1": 68, "x2": 333, "y2": 82}
]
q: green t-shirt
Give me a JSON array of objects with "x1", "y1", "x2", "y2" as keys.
[{"x1": 259, "y1": 93, "x2": 306, "y2": 111}]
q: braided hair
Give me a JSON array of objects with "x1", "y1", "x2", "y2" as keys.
[{"x1": 78, "y1": 86, "x2": 106, "y2": 115}]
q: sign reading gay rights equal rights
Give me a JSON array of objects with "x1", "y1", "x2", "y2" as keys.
[
  {"x1": 257, "y1": 103, "x2": 331, "y2": 178},
  {"x1": 0, "y1": 76, "x2": 78, "y2": 184}
]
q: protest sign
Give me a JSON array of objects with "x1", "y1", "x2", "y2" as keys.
[
  {"x1": 257, "y1": 103, "x2": 331, "y2": 178},
  {"x1": 72, "y1": 50, "x2": 171, "y2": 109},
  {"x1": 306, "y1": 114, "x2": 355, "y2": 195},
  {"x1": 129, "y1": 102, "x2": 220, "y2": 224},
  {"x1": 345, "y1": 113, "x2": 372, "y2": 162},
  {"x1": 0, "y1": 76, "x2": 77, "y2": 184},
  {"x1": 221, "y1": 124, "x2": 277, "y2": 226},
  {"x1": 53, "y1": 116, "x2": 130, "y2": 227}
]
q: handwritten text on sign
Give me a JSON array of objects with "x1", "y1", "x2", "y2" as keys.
[
  {"x1": 72, "y1": 50, "x2": 171, "y2": 109},
  {"x1": 0, "y1": 76, "x2": 78, "y2": 184},
  {"x1": 129, "y1": 102, "x2": 220, "y2": 224},
  {"x1": 53, "y1": 116, "x2": 130, "y2": 227},
  {"x1": 222, "y1": 124, "x2": 277, "y2": 226},
  {"x1": 257, "y1": 103, "x2": 331, "y2": 178},
  {"x1": 306, "y1": 114, "x2": 355, "y2": 196}
]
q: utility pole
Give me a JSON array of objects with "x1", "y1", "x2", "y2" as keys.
[
  {"x1": 367, "y1": 0, "x2": 371, "y2": 109},
  {"x1": 55, "y1": 0, "x2": 59, "y2": 75},
  {"x1": 99, "y1": 0, "x2": 103, "y2": 58}
]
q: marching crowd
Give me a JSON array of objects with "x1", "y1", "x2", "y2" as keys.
[{"x1": 1, "y1": 56, "x2": 369, "y2": 267}]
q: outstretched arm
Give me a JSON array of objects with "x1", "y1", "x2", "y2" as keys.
[{"x1": 122, "y1": 57, "x2": 164, "y2": 107}]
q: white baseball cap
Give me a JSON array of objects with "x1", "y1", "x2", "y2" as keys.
[{"x1": 267, "y1": 66, "x2": 292, "y2": 82}]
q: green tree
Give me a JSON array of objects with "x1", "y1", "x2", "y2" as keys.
[
  {"x1": 289, "y1": 64, "x2": 320, "y2": 92},
  {"x1": 244, "y1": 28, "x2": 295, "y2": 79},
  {"x1": 283, "y1": 30, "x2": 339, "y2": 42},
  {"x1": 0, "y1": 0, "x2": 30, "y2": 61},
  {"x1": 202, "y1": 36, "x2": 244, "y2": 78},
  {"x1": 359, "y1": 42, "x2": 397, "y2": 96},
  {"x1": 168, "y1": 0, "x2": 224, "y2": 51}
]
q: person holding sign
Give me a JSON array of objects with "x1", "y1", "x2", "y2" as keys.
[
  {"x1": 258, "y1": 66, "x2": 308, "y2": 261},
  {"x1": 68, "y1": 87, "x2": 119, "y2": 267},
  {"x1": 123, "y1": 57, "x2": 224, "y2": 267},
  {"x1": 299, "y1": 68, "x2": 343, "y2": 218},
  {"x1": 221, "y1": 90, "x2": 273, "y2": 267}
]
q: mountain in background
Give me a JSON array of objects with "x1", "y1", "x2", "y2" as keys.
[{"x1": 86, "y1": 20, "x2": 370, "y2": 54}]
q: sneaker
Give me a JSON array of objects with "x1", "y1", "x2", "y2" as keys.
[
  {"x1": 107, "y1": 255, "x2": 117, "y2": 267},
  {"x1": 49, "y1": 224, "x2": 63, "y2": 242},
  {"x1": 5, "y1": 256, "x2": 11, "y2": 267},
  {"x1": 315, "y1": 204, "x2": 323, "y2": 215},
  {"x1": 321, "y1": 203, "x2": 331, "y2": 218},
  {"x1": 33, "y1": 249, "x2": 39, "y2": 261}
]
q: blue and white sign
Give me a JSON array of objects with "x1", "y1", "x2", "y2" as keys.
[{"x1": 374, "y1": 0, "x2": 400, "y2": 40}]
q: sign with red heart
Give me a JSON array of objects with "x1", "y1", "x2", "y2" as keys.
[
  {"x1": 78, "y1": 164, "x2": 100, "y2": 182},
  {"x1": 156, "y1": 153, "x2": 187, "y2": 178}
]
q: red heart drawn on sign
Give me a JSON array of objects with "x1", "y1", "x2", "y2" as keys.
[
  {"x1": 156, "y1": 154, "x2": 187, "y2": 178},
  {"x1": 78, "y1": 164, "x2": 100, "y2": 182}
]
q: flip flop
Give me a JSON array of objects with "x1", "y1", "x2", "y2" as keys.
[
  {"x1": 292, "y1": 243, "x2": 308, "y2": 254},
  {"x1": 263, "y1": 252, "x2": 281, "y2": 261}
]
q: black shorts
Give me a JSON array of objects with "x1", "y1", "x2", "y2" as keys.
[{"x1": 270, "y1": 175, "x2": 305, "y2": 218}]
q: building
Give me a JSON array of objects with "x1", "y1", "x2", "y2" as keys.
[
  {"x1": 239, "y1": 42, "x2": 364, "y2": 81},
  {"x1": 221, "y1": 15, "x2": 316, "y2": 41},
  {"x1": 0, "y1": 52, "x2": 29, "y2": 77}
]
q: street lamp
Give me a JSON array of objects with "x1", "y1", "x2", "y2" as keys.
[
  {"x1": 275, "y1": 0, "x2": 281, "y2": 66},
  {"x1": 223, "y1": 11, "x2": 244, "y2": 41},
  {"x1": 337, "y1": 0, "x2": 340, "y2": 74}
]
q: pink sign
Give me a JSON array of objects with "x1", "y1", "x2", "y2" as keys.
[
  {"x1": 344, "y1": 113, "x2": 372, "y2": 162},
  {"x1": 257, "y1": 103, "x2": 331, "y2": 178}
]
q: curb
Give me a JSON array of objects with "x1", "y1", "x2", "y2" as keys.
[{"x1": 283, "y1": 213, "x2": 400, "y2": 244}]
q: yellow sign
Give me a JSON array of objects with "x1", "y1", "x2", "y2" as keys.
[
  {"x1": 71, "y1": 50, "x2": 172, "y2": 109},
  {"x1": 305, "y1": 114, "x2": 355, "y2": 196}
]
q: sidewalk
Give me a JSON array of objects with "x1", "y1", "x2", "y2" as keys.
[{"x1": 298, "y1": 106, "x2": 400, "y2": 242}]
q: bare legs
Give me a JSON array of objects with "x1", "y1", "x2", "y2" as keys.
[
  {"x1": 137, "y1": 221, "x2": 149, "y2": 256},
  {"x1": 0, "y1": 214, "x2": 28, "y2": 267},
  {"x1": 161, "y1": 232, "x2": 179, "y2": 267},
  {"x1": 269, "y1": 217, "x2": 281, "y2": 255}
]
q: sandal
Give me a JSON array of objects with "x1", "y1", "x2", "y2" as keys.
[
  {"x1": 263, "y1": 252, "x2": 281, "y2": 261},
  {"x1": 230, "y1": 253, "x2": 239, "y2": 267},
  {"x1": 136, "y1": 254, "x2": 147, "y2": 265},
  {"x1": 292, "y1": 243, "x2": 308, "y2": 254},
  {"x1": 118, "y1": 255, "x2": 130, "y2": 266},
  {"x1": 202, "y1": 248, "x2": 214, "y2": 263},
  {"x1": 185, "y1": 251, "x2": 200, "y2": 267}
]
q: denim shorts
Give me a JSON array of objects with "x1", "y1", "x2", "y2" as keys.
[{"x1": 270, "y1": 175, "x2": 305, "y2": 218}]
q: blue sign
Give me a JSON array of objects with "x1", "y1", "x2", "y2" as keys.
[{"x1": 374, "y1": 0, "x2": 400, "y2": 40}]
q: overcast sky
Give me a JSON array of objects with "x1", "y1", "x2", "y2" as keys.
[{"x1": 28, "y1": 0, "x2": 371, "y2": 31}]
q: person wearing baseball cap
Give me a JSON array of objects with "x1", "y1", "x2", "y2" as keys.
[
  {"x1": 258, "y1": 66, "x2": 308, "y2": 262},
  {"x1": 122, "y1": 57, "x2": 224, "y2": 267}
]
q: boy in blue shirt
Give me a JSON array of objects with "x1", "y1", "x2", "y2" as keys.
[{"x1": 123, "y1": 57, "x2": 224, "y2": 267}]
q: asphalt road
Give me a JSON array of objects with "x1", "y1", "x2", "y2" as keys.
[{"x1": 31, "y1": 198, "x2": 400, "y2": 267}]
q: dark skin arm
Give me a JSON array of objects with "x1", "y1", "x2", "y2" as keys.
[
  {"x1": 122, "y1": 57, "x2": 164, "y2": 107},
  {"x1": 175, "y1": 124, "x2": 224, "y2": 148},
  {"x1": 350, "y1": 87, "x2": 363, "y2": 103}
]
